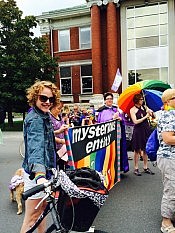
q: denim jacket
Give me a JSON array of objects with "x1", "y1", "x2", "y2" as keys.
[{"x1": 22, "y1": 107, "x2": 56, "y2": 177}]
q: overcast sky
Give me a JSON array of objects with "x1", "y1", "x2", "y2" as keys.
[{"x1": 16, "y1": 0, "x2": 87, "y2": 36}]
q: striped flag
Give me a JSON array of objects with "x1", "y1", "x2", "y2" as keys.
[
  {"x1": 64, "y1": 129, "x2": 75, "y2": 170},
  {"x1": 111, "y1": 68, "x2": 122, "y2": 92}
]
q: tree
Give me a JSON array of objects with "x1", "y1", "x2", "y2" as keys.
[
  {"x1": 0, "y1": 0, "x2": 58, "y2": 126},
  {"x1": 128, "y1": 70, "x2": 142, "y2": 85}
]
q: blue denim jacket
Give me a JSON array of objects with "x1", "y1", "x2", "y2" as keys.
[{"x1": 22, "y1": 107, "x2": 56, "y2": 177}]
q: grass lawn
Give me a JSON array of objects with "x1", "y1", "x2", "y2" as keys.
[{"x1": 1, "y1": 120, "x2": 23, "y2": 131}]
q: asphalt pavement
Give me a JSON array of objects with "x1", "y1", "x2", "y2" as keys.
[{"x1": 0, "y1": 131, "x2": 163, "y2": 233}]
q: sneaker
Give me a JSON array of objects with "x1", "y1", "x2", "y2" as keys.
[
  {"x1": 134, "y1": 169, "x2": 142, "y2": 176},
  {"x1": 144, "y1": 168, "x2": 155, "y2": 175},
  {"x1": 161, "y1": 224, "x2": 175, "y2": 233}
]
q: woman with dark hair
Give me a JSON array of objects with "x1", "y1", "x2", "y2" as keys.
[
  {"x1": 97, "y1": 92, "x2": 122, "y2": 123},
  {"x1": 97, "y1": 92, "x2": 129, "y2": 173},
  {"x1": 130, "y1": 93, "x2": 155, "y2": 176}
]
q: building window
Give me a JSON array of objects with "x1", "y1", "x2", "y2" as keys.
[
  {"x1": 81, "y1": 65, "x2": 92, "y2": 94},
  {"x1": 79, "y1": 26, "x2": 91, "y2": 49},
  {"x1": 59, "y1": 29, "x2": 70, "y2": 51},
  {"x1": 60, "y1": 67, "x2": 71, "y2": 95},
  {"x1": 126, "y1": 2, "x2": 168, "y2": 85}
]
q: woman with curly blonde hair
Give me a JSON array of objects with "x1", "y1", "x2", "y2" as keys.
[{"x1": 20, "y1": 80, "x2": 60, "y2": 233}]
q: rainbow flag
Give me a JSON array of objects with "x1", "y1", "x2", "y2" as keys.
[{"x1": 67, "y1": 120, "x2": 121, "y2": 190}]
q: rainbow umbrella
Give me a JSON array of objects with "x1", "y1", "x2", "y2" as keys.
[{"x1": 118, "y1": 80, "x2": 171, "y2": 114}]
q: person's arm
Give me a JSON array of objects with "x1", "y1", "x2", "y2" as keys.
[
  {"x1": 26, "y1": 117, "x2": 47, "y2": 184},
  {"x1": 81, "y1": 118, "x2": 86, "y2": 126},
  {"x1": 54, "y1": 124, "x2": 68, "y2": 134},
  {"x1": 161, "y1": 131, "x2": 175, "y2": 145},
  {"x1": 55, "y1": 137, "x2": 65, "y2": 144},
  {"x1": 145, "y1": 106, "x2": 155, "y2": 118},
  {"x1": 130, "y1": 107, "x2": 149, "y2": 124},
  {"x1": 113, "y1": 112, "x2": 122, "y2": 121}
]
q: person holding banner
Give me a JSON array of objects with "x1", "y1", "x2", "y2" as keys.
[
  {"x1": 50, "y1": 103, "x2": 69, "y2": 170},
  {"x1": 97, "y1": 92, "x2": 122, "y2": 123},
  {"x1": 97, "y1": 92, "x2": 129, "y2": 173}
]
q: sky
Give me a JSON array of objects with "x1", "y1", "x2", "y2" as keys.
[{"x1": 16, "y1": 0, "x2": 86, "y2": 36}]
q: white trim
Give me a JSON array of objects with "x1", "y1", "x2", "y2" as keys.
[
  {"x1": 120, "y1": 3, "x2": 128, "y2": 90},
  {"x1": 58, "y1": 60, "x2": 92, "y2": 67},
  {"x1": 168, "y1": 0, "x2": 175, "y2": 85}
]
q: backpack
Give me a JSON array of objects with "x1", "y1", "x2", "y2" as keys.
[{"x1": 146, "y1": 128, "x2": 159, "y2": 162}]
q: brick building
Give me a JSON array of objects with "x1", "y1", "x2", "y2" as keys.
[{"x1": 37, "y1": 0, "x2": 175, "y2": 105}]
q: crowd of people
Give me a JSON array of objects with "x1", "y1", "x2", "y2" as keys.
[{"x1": 19, "y1": 79, "x2": 175, "y2": 233}]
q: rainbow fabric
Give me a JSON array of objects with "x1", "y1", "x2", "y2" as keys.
[
  {"x1": 67, "y1": 121, "x2": 121, "y2": 190},
  {"x1": 164, "y1": 104, "x2": 175, "y2": 111}
]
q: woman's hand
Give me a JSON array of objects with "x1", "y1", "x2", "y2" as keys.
[
  {"x1": 60, "y1": 124, "x2": 69, "y2": 133},
  {"x1": 113, "y1": 112, "x2": 122, "y2": 121},
  {"x1": 54, "y1": 124, "x2": 68, "y2": 134},
  {"x1": 147, "y1": 109, "x2": 154, "y2": 117},
  {"x1": 36, "y1": 177, "x2": 48, "y2": 185},
  {"x1": 146, "y1": 112, "x2": 150, "y2": 118}
]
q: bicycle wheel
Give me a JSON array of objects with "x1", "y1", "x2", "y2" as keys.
[
  {"x1": 19, "y1": 140, "x2": 25, "y2": 159},
  {"x1": 46, "y1": 224, "x2": 67, "y2": 233}
]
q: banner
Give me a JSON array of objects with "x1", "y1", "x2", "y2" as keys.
[{"x1": 68, "y1": 120, "x2": 121, "y2": 190}]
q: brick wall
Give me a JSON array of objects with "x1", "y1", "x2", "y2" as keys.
[{"x1": 70, "y1": 27, "x2": 79, "y2": 50}]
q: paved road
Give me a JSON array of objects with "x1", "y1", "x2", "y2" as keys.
[
  {"x1": 0, "y1": 131, "x2": 24, "y2": 233},
  {"x1": 0, "y1": 131, "x2": 162, "y2": 233}
]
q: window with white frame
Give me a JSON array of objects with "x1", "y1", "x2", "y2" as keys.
[
  {"x1": 79, "y1": 26, "x2": 91, "y2": 49},
  {"x1": 60, "y1": 67, "x2": 71, "y2": 95},
  {"x1": 59, "y1": 29, "x2": 70, "y2": 51},
  {"x1": 126, "y1": 2, "x2": 168, "y2": 85},
  {"x1": 81, "y1": 65, "x2": 92, "y2": 94}
]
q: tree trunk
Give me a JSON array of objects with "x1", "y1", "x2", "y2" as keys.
[{"x1": 7, "y1": 111, "x2": 13, "y2": 127}]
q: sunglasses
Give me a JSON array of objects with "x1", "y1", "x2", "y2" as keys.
[{"x1": 38, "y1": 95, "x2": 55, "y2": 103}]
